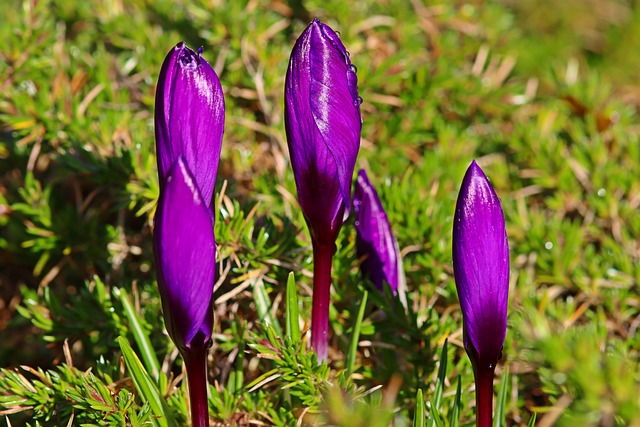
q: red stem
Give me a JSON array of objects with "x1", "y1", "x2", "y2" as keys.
[
  {"x1": 183, "y1": 345, "x2": 209, "y2": 427},
  {"x1": 473, "y1": 364, "x2": 495, "y2": 427},
  {"x1": 310, "y1": 241, "x2": 335, "y2": 361}
]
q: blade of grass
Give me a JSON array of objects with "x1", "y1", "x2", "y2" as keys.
[
  {"x1": 494, "y1": 368, "x2": 509, "y2": 427},
  {"x1": 346, "y1": 290, "x2": 368, "y2": 377},
  {"x1": 286, "y1": 272, "x2": 300, "y2": 343},
  {"x1": 527, "y1": 413, "x2": 537, "y2": 426},
  {"x1": 449, "y1": 376, "x2": 462, "y2": 427},
  {"x1": 254, "y1": 278, "x2": 283, "y2": 337},
  {"x1": 115, "y1": 287, "x2": 161, "y2": 382},
  {"x1": 414, "y1": 388, "x2": 425, "y2": 427},
  {"x1": 117, "y1": 336, "x2": 176, "y2": 427},
  {"x1": 427, "y1": 339, "x2": 448, "y2": 427}
]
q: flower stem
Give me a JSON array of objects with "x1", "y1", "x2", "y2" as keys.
[
  {"x1": 182, "y1": 345, "x2": 209, "y2": 427},
  {"x1": 473, "y1": 364, "x2": 495, "y2": 427},
  {"x1": 310, "y1": 241, "x2": 335, "y2": 361}
]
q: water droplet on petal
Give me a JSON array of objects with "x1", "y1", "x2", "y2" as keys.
[
  {"x1": 198, "y1": 46, "x2": 204, "y2": 56},
  {"x1": 349, "y1": 64, "x2": 358, "y2": 73},
  {"x1": 487, "y1": 363, "x2": 495, "y2": 370}
]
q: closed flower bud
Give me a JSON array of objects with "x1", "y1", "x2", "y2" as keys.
[
  {"x1": 353, "y1": 169, "x2": 400, "y2": 295},
  {"x1": 452, "y1": 160, "x2": 509, "y2": 427},
  {"x1": 284, "y1": 18, "x2": 361, "y2": 247}
]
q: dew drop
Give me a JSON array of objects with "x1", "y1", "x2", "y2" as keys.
[
  {"x1": 346, "y1": 50, "x2": 351, "y2": 57},
  {"x1": 335, "y1": 30, "x2": 341, "y2": 36},
  {"x1": 487, "y1": 363, "x2": 495, "y2": 370},
  {"x1": 353, "y1": 96, "x2": 364, "y2": 107},
  {"x1": 349, "y1": 63, "x2": 358, "y2": 73},
  {"x1": 545, "y1": 241, "x2": 553, "y2": 250},
  {"x1": 597, "y1": 188, "x2": 606, "y2": 197},
  {"x1": 198, "y1": 46, "x2": 204, "y2": 56}
]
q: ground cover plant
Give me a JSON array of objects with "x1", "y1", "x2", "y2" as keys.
[{"x1": 1, "y1": 0, "x2": 639, "y2": 426}]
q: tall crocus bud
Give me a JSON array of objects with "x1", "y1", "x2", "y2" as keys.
[
  {"x1": 154, "y1": 42, "x2": 224, "y2": 427},
  {"x1": 284, "y1": 19, "x2": 361, "y2": 361},
  {"x1": 353, "y1": 169, "x2": 400, "y2": 296},
  {"x1": 452, "y1": 160, "x2": 509, "y2": 427}
]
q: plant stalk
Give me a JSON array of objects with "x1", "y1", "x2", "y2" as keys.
[
  {"x1": 183, "y1": 345, "x2": 209, "y2": 427},
  {"x1": 310, "y1": 241, "x2": 335, "y2": 361},
  {"x1": 473, "y1": 364, "x2": 495, "y2": 427}
]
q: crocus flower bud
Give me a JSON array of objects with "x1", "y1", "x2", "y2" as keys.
[
  {"x1": 155, "y1": 42, "x2": 224, "y2": 209},
  {"x1": 153, "y1": 157, "x2": 215, "y2": 351},
  {"x1": 153, "y1": 42, "x2": 223, "y2": 427},
  {"x1": 284, "y1": 18, "x2": 361, "y2": 247},
  {"x1": 154, "y1": 42, "x2": 223, "y2": 351},
  {"x1": 353, "y1": 169, "x2": 400, "y2": 295},
  {"x1": 452, "y1": 160, "x2": 509, "y2": 427},
  {"x1": 285, "y1": 19, "x2": 361, "y2": 361}
]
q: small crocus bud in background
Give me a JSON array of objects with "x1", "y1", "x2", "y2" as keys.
[
  {"x1": 153, "y1": 42, "x2": 224, "y2": 427},
  {"x1": 353, "y1": 169, "x2": 401, "y2": 296},
  {"x1": 452, "y1": 160, "x2": 509, "y2": 427},
  {"x1": 284, "y1": 19, "x2": 362, "y2": 361}
]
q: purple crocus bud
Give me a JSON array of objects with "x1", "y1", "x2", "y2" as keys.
[
  {"x1": 452, "y1": 160, "x2": 509, "y2": 427},
  {"x1": 284, "y1": 18, "x2": 361, "y2": 247},
  {"x1": 153, "y1": 157, "x2": 215, "y2": 351},
  {"x1": 353, "y1": 169, "x2": 400, "y2": 295},
  {"x1": 285, "y1": 19, "x2": 361, "y2": 361},
  {"x1": 155, "y1": 42, "x2": 224, "y2": 209},
  {"x1": 153, "y1": 42, "x2": 223, "y2": 427}
]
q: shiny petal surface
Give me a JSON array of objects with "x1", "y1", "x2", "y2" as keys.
[
  {"x1": 155, "y1": 42, "x2": 224, "y2": 209},
  {"x1": 285, "y1": 19, "x2": 361, "y2": 245},
  {"x1": 354, "y1": 170, "x2": 399, "y2": 294},
  {"x1": 154, "y1": 157, "x2": 215, "y2": 350},
  {"x1": 452, "y1": 160, "x2": 509, "y2": 368}
]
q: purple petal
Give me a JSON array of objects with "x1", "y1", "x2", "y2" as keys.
[
  {"x1": 354, "y1": 170, "x2": 400, "y2": 295},
  {"x1": 285, "y1": 19, "x2": 361, "y2": 245},
  {"x1": 452, "y1": 160, "x2": 509, "y2": 368},
  {"x1": 153, "y1": 157, "x2": 215, "y2": 350},
  {"x1": 155, "y1": 42, "x2": 224, "y2": 209}
]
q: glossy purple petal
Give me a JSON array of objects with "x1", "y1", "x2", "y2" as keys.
[
  {"x1": 354, "y1": 170, "x2": 400, "y2": 295},
  {"x1": 285, "y1": 19, "x2": 361, "y2": 246},
  {"x1": 155, "y1": 42, "x2": 224, "y2": 209},
  {"x1": 453, "y1": 160, "x2": 509, "y2": 369},
  {"x1": 154, "y1": 157, "x2": 215, "y2": 351}
]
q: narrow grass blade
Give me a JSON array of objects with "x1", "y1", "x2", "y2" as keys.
[
  {"x1": 427, "y1": 339, "x2": 448, "y2": 427},
  {"x1": 117, "y1": 336, "x2": 175, "y2": 427},
  {"x1": 254, "y1": 278, "x2": 283, "y2": 337},
  {"x1": 449, "y1": 376, "x2": 462, "y2": 427},
  {"x1": 493, "y1": 368, "x2": 509, "y2": 427},
  {"x1": 428, "y1": 400, "x2": 444, "y2": 427},
  {"x1": 527, "y1": 413, "x2": 537, "y2": 427},
  {"x1": 285, "y1": 272, "x2": 300, "y2": 343},
  {"x1": 414, "y1": 388, "x2": 425, "y2": 427},
  {"x1": 346, "y1": 290, "x2": 368, "y2": 376},
  {"x1": 116, "y1": 288, "x2": 161, "y2": 382}
]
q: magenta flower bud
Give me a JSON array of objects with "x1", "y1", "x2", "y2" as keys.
[
  {"x1": 284, "y1": 19, "x2": 361, "y2": 361},
  {"x1": 452, "y1": 160, "x2": 509, "y2": 427},
  {"x1": 155, "y1": 42, "x2": 224, "y2": 209},
  {"x1": 284, "y1": 18, "x2": 361, "y2": 247},
  {"x1": 353, "y1": 169, "x2": 400, "y2": 295},
  {"x1": 153, "y1": 42, "x2": 223, "y2": 427}
]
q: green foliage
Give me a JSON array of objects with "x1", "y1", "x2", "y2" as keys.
[{"x1": 1, "y1": 0, "x2": 639, "y2": 425}]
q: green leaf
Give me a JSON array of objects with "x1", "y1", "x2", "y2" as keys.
[
  {"x1": 253, "y1": 279, "x2": 283, "y2": 337},
  {"x1": 285, "y1": 272, "x2": 300, "y2": 343},
  {"x1": 117, "y1": 336, "x2": 176, "y2": 427},
  {"x1": 494, "y1": 368, "x2": 509, "y2": 427},
  {"x1": 346, "y1": 290, "x2": 368, "y2": 377},
  {"x1": 115, "y1": 287, "x2": 161, "y2": 383},
  {"x1": 414, "y1": 388, "x2": 425, "y2": 427},
  {"x1": 449, "y1": 376, "x2": 462, "y2": 427},
  {"x1": 427, "y1": 339, "x2": 448, "y2": 427}
]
